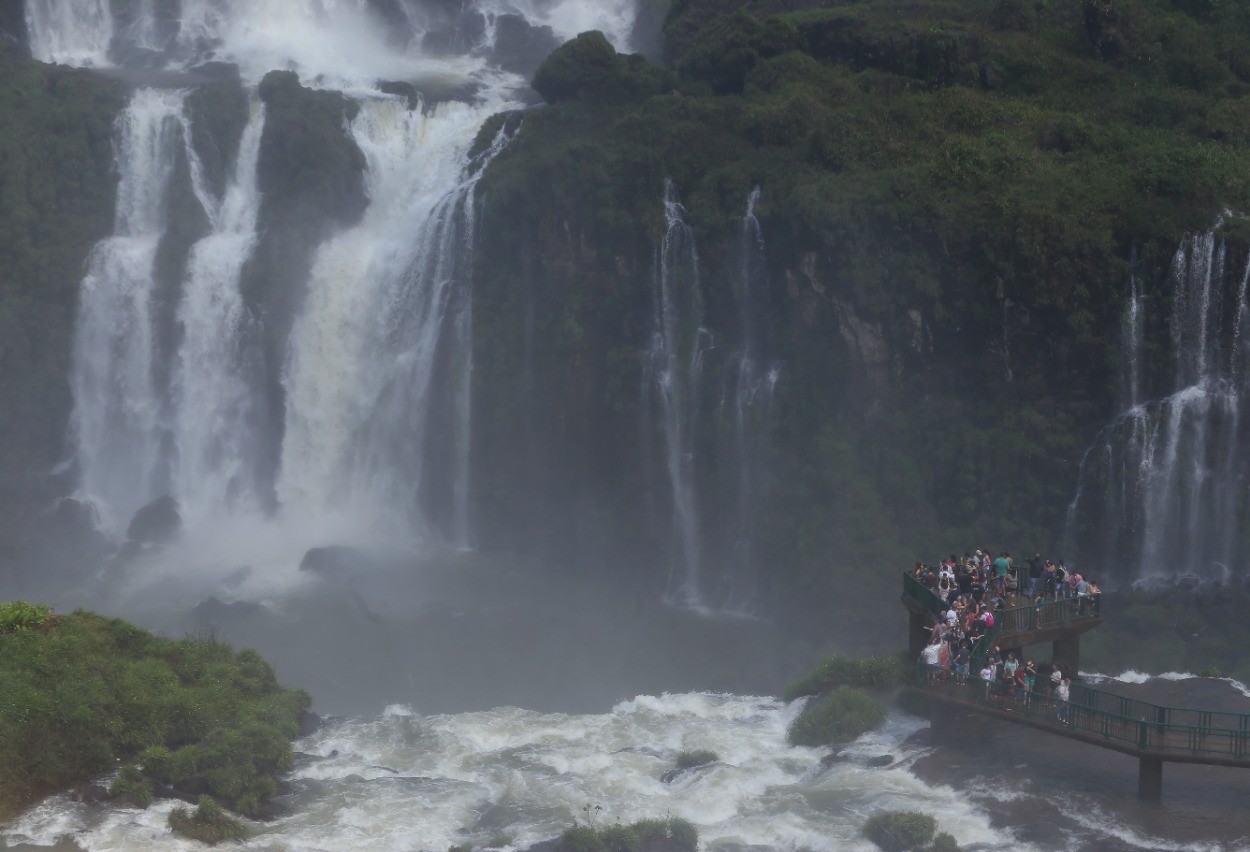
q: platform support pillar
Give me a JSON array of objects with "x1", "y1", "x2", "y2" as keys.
[{"x1": 1138, "y1": 756, "x2": 1163, "y2": 801}]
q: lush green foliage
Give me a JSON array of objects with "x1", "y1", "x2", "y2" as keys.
[
  {"x1": 0, "y1": 608, "x2": 309, "y2": 818},
  {"x1": 1082, "y1": 591, "x2": 1250, "y2": 684},
  {"x1": 674, "y1": 749, "x2": 719, "y2": 768},
  {"x1": 862, "y1": 810, "x2": 939, "y2": 852},
  {"x1": 784, "y1": 652, "x2": 911, "y2": 701},
  {"x1": 0, "y1": 42, "x2": 121, "y2": 546},
  {"x1": 556, "y1": 817, "x2": 698, "y2": 852},
  {"x1": 786, "y1": 686, "x2": 887, "y2": 746},
  {"x1": 476, "y1": 0, "x2": 1250, "y2": 646},
  {"x1": 167, "y1": 796, "x2": 248, "y2": 845},
  {"x1": 0, "y1": 601, "x2": 55, "y2": 635}
]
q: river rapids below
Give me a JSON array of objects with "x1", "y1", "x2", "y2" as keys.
[{"x1": 3, "y1": 550, "x2": 1250, "y2": 851}]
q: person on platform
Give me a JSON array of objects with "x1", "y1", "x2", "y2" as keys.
[{"x1": 1055, "y1": 677, "x2": 1071, "y2": 723}]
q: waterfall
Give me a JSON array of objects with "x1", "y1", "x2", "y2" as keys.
[
  {"x1": 1066, "y1": 222, "x2": 1250, "y2": 586},
  {"x1": 169, "y1": 100, "x2": 267, "y2": 525},
  {"x1": 641, "y1": 185, "x2": 780, "y2": 612},
  {"x1": 69, "y1": 89, "x2": 188, "y2": 532},
  {"x1": 645, "y1": 180, "x2": 710, "y2": 608},
  {"x1": 25, "y1": 0, "x2": 113, "y2": 66},
  {"x1": 276, "y1": 93, "x2": 512, "y2": 540},
  {"x1": 53, "y1": 0, "x2": 631, "y2": 574},
  {"x1": 718, "y1": 187, "x2": 777, "y2": 611}
]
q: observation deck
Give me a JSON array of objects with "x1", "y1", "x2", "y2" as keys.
[{"x1": 901, "y1": 571, "x2": 1250, "y2": 799}]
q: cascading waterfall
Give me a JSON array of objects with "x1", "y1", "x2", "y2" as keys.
[
  {"x1": 645, "y1": 180, "x2": 711, "y2": 608},
  {"x1": 24, "y1": 0, "x2": 113, "y2": 66},
  {"x1": 1066, "y1": 223, "x2": 1250, "y2": 586},
  {"x1": 55, "y1": 0, "x2": 633, "y2": 571},
  {"x1": 717, "y1": 187, "x2": 778, "y2": 610},
  {"x1": 277, "y1": 94, "x2": 513, "y2": 541},
  {"x1": 642, "y1": 185, "x2": 780, "y2": 612},
  {"x1": 69, "y1": 88, "x2": 188, "y2": 532},
  {"x1": 170, "y1": 100, "x2": 267, "y2": 524}
]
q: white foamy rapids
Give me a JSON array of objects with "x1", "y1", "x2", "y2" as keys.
[
  {"x1": 276, "y1": 87, "x2": 519, "y2": 528},
  {"x1": 2, "y1": 698, "x2": 1025, "y2": 852},
  {"x1": 1083, "y1": 670, "x2": 1250, "y2": 698}
]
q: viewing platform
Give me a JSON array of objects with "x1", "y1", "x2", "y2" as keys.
[
  {"x1": 902, "y1": 571, "x2": 1103, "y2": 672},
  {"x1": 901, "y1": 571, "x2": 1250, "y2": 799}
]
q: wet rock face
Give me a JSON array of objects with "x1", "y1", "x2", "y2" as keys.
[
  {"x1": 491, "y1": 14, "x2": 559, "y2": 79},
  {"x1": 0, "y1": 0, "x2": 26, "y2": 53},
  {"x1": 127, "y1": 495, "x2": 182, "y2": 544}
]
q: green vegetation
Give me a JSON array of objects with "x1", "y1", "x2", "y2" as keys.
[
  {"x1": 167, "y1": 796, "x2": 249, "y2": 845},
  {"x1": 862, "y1": 810, "x2": 959, "y2": 852},
  {"x1": 473, "y1": 0, "x2": 1250, "y2": 646},
  {"x1": 0, "y1": 42, "x2": 121, "y2": 548},
  {"x1": 784, "y1": 652, "x2": 911, "y2": 701},
  {"x1": 0, "y1": 607, "x2": 310, "y2": 819},
  {"x1": 674, "y1": 749, "x2": 719, "y2": 768},
  {"x1": 0, "y1": 601, "x2": 56, "y2": 634},
  {"x1": 787, "y1": 686, "x2": 887, "y2": 747},
  {"x1": 555, "y1": 817, "x2": 698, "y2": 852}
]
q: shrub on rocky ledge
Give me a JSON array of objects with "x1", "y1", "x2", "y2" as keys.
[
  {"x1": 0, "y1": 606, "x2": 309, "y2": 819},
  {"x1": 786, "y1": 686, "x2": 886, "y2": 747},
  {"x1": 168, "y1": 796, "x2": 248, "y2": 845}
]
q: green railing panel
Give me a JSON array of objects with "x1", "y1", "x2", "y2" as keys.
[
  {"x1": 901, "y1": 571, "x2": 1102, "y2": 641},
  {"x1": 913, "y1": 662, "x2": 1250, "y2": 761}
]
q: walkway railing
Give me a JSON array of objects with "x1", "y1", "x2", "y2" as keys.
[
  {"x1": 902, "y1": 571, "x2": 1101, "y2": 639},
  {"x1": 915, "y1": 664, "x2": 1250, "y2": 761}
]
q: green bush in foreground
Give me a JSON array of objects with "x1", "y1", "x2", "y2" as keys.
[
  {"x1": 862, "y1": 810, "x2": 936, "y2": 851},
  {"x1": 0, "y1": 606, "x2": 310, "y2": 819},
  {"x1": 555, "y1": 817, "x2": 698, "y2": 852},
  {"x1": 784, "y1": 652, "x2": 911, "y2": 702},
  {"x1": 674, "y1": 749, "x2": 719, "y2": 769},
  {"x1": 786, "y1": 687, "x2": 886, "y2": 747},
  {"x1": 168, "y1": 796, "x2": 248, "y2": 845},
  {"x1": 0, "y1": 601, "x2": 55, "y2": 635}
]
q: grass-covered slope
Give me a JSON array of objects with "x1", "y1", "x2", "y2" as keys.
[
  {"x1": 0, "y1": 603, "x2": 310, "y2": 820},
  {"x1": 473, "y1": 0, "x2": 1250, "y2": 642}
]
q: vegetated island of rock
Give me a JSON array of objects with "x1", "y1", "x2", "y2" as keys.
[{"x1": 0, "y1": 601, "x2": 314, "y2": 843}]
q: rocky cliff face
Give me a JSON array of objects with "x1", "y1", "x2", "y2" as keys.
[{"x1": 470, "y1": 0, "x2": 1250, "y2": 637}]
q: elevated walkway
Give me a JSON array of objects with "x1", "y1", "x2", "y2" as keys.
[
  {"x1": 902, "y1": 572, "x2": 1103, "y2": 671},
  {"x1": 902, "y1": 571, "x2": 1250, "y2": 799}
]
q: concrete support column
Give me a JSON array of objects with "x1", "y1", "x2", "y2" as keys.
[
  {"x1": 1138, "y1": 756, "x2": 1163, "y2": 801},
  {"x1": 1052, "y1": 633, "x2": 1081, "y2": 676}
]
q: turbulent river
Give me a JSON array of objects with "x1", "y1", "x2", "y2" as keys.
[{"x1": 8, "y1": 1, "x2": 1250, "y2": 849}]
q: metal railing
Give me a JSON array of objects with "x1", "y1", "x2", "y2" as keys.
[
  {"x1": 915, "y1": 663, "x2": 1250, "y2": 761},
  {"x1": 902, "y1": 571, "x2": 1101, "y2": 639}
]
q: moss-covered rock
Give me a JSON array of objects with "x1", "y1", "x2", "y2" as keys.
[
  {"x1": 0, "y1": 606, "x2": 310, "y2": 819},
  {"x1": 787, "y1": 686, "x2": 887, "y2": 747},
  {"x1": 168, "y1": 796, "x2": 248, "y2": 845},
  {"x1": 532, "y1": 31, "x2": 675, "y2": 104}
]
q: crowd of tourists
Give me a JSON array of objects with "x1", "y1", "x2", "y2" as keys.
[{"x1": 912, "y1": 549, "x2": 1101, "y2": 724}]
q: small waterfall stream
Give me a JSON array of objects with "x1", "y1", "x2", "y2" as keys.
[{"x1": 1066, "y1": 222, "x2": 1250, "y2": 586}]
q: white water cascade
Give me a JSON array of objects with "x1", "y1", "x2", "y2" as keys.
[
  {"x1": 645, "y1": 180, "x2": 712, "y2": 608},
  {"x1": 170, "y1": 100, "x2": 267, "y2": 524},
  {"x1": 1066, "y1": 222, "x2": 1250, "y2": 586},
  {"x1": 45, "y1": 0, "x2": 648, "y2": 573},
  {"x1": 69, "y1": 88, "x2": 188, "y2": 532}
]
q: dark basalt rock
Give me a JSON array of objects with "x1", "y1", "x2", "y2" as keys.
[
  {"x1": 299, "y1": 545, "x2": 366, "y2": 580},
  {"x1": 126, "y1": 495, "x2": 182, "y2": 544},
  {"x1": 491, "y1": 14, "x2": 559, "y2": 79},
  {"x1": 378, "y1": 80, "x2": 420, "y2": 110}
]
